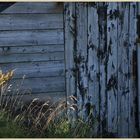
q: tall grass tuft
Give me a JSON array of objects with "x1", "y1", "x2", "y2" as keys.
[{"x1": 0, "y1": 69, "x2": 97, "y2": 138}]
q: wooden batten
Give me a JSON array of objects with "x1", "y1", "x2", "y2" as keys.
[
  {"x1": 87, "y1": 3, "x2": 100, "y2": 136},
  {"x1": 64, "y1": 3, "x2": 76, "y2": 99},
  {"x1": 107, "y1": 2, "x2": 118, "y2": 135}
]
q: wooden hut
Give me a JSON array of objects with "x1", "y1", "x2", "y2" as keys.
[{"x1": 0, "y1": 2, "x2": 140, "y2": 137}]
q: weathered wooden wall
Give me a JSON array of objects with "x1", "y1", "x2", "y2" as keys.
[
  {"x1": 0, "y1": 2, "x2": 139, "y2": 137},
  {"x1": 64, "y1": 2, "x2": 139, "y2": 137},
  {"x1": 0, "y1": 2, "x2": 65, "y2": 101}
]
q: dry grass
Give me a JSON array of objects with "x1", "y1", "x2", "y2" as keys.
[{"x1": 0, "y1": 69, "x2": 96, "y2": 138}]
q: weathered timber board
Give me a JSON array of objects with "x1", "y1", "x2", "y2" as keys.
[
  {"x1": 98, "y1": 3, "x2": 108, "y2": 135},
  {"x1": 1, "y1": 2, "x2": 63, "y2": 14},
  {"x1": 0, "y1": 14, "x2": 63, "y2": 30},
  {"x1": 76, "y1": 3, "x2": 88, "y2": 119},
  {"x1": 0, "y1": 60, "x2": 64, "y2": 70},
  {"x1": 128, "y1": 2, "x2": 137, "y2": 137},
  {"x1": 0, "y1": 52, "x2": 64, "y2": 63},
  {"x1": 0, "y1": 61, "x2": 65, "y2": 79},
  {"x1": 87, "y1": 3, "x2": 100, "y2": 135},
  {"x1": 64, "y1": 3, "x2": 76, "y2": 98},
  {"x1": 0, "y1": 30, "x2": 64, "y2": 46},
  {"x1": 9, "y1": 66, "x2": 64, "y2": 79},
  {"x1": 0, "y1": 45, "x2": 64, "y2": 54},
  {"x1": 10, "y1": 76, "x2": 65, "y2": 94},
  {"x1": 107, "y1": 3, "x2": 118, "y2": 135},
  {"x1": 3, "y1": 92, "x2": 66, "y2": 103},
  {"x1": 117, "y1": 3, "x2": 129, "y2": 137}
]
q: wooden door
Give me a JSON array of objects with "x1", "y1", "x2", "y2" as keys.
[{"x1": 64, "y1": 2, "x2": 139, "y2": 137}]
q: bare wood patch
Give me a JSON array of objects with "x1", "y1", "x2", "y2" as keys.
[
  {"x1": 107, "y1": 3, "x2": 118, "y2": 135},
  {"x1": 117, "y1": 3, "x2": 129, "y2": 137},
  {"x1": 88, "y1": 3, "x2": 100, "y2": 135}
]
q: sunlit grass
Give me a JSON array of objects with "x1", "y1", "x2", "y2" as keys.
[{"x1": 0, "y1": 69, "x2": 97, "y2": 138}]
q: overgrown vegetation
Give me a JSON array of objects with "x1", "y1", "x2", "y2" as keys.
[
  {"x1": 0, "y1": 70, "x2": 97, "y2": 138},
  {"x1": 0, "y1": 111, "x2": 31, "y2": 138}
]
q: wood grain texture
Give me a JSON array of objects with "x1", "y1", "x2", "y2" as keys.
[
  {"x1": 0, "y1": 2, "x2": 65, "y2": 101},
  {"x1": 10, "y1": 76, "x2": 65, "y2": 93},
  {"x1": 0, "y1": 45, "x2": 64, "y2": 54},
  {"x1": 76, "y1": 3, "x2": 88, "y2": 120},
  {"x1": 11, "y1": 66, "x2": 64, "y2": 79},
  {"x1": 4, "y1": 92, "x2": 66, "y2": 103},
  {"x1": 117, "y1": 3, "x2": 129, "y2": 137},
  {"x1": 0, "y1": 2, "x2": 138, "y2": 137},
  {"x1": 2, "y1": 2, "x2": 63, "y2": 14},
  {"x1": 107, "y1": 3, "x2": 118, "y2": 135},
  {"x1": 0, "y1": 52, "x2": 64, "y2": 63},
  {"x1": 65, "y1": 2, "x2": 139, "y2": 137},
  {"x1": 1, "y1": 60, "x2": 64, "y2": 78},
  {"x1": 87, "y1": 3, "x2": 100, "y2": 135},
  {"x1": 64, "y1": 3, "x2": 76, "y2": 98},
  {"x1": 0, "y1": 60, "x2": 64, "y2": 70},
  {"x1": 128, "y1": 3, "x2": 137, "y2": 137},
  {"x1": 64, "y1": 3, "x2": 77, "y2": 122},
  {"x1": 0, "y1": 14, "x2": 63, "y2": 30},
  {"x1": 98, "y1": 3, "x2": 108, "y2": 135},
  {"x1": 0, "y1": 30, "x2": 64, "y2": 46}
]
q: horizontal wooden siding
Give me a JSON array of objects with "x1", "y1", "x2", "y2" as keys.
[{"x1": 0, "y1": 2, "x2": 65, "y2": 100}]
